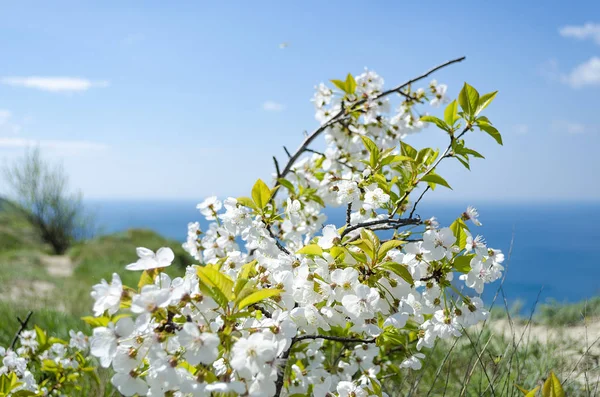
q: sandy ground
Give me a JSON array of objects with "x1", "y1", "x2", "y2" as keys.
[
  {"x1": 5, "y1": 254, "x2": 74, "y2": 310},
  {"x1": 489, "y1": 318, "x2": 600, "y2": 355}
]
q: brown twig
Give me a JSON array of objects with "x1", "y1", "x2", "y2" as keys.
[
  {"x1": 10, "y1": 311, "x2": 33, "y2": 350},
  {"x1": 341, "y1": 217, "x2": 421, "y2": 238}
]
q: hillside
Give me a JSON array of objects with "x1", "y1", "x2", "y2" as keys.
[{"x1": 0, "y1": 199, "x2": 190, "y2": 345}]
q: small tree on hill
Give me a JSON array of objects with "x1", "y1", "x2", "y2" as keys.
[{"x1": 3, "y1": 147, "x2": 93, "y2": 254}]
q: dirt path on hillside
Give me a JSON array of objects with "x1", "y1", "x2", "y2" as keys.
[{"x1": 40, "y1": 254, "x2": 75, "y2": 277}]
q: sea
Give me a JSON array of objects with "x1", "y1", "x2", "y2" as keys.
[{"x1": 89, "y1": 200, "x2": 600, "y2": 309}]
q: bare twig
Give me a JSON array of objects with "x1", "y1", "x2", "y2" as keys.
[
  {"x1": 293, "y1": 334, "x2": 376, "y2": 344},
  {"x1": 273, "y1": 156, "x2": 281, "y2": 178},
  {"x1": 274, "y1": 334, "x2": 377, "y2": 397},
  {"x1": 346, "y1": 203, "x2": 352, "y2": 226},
  {"x1": 304, "y1": 148, "x2": 325, "y2": 157},
  {"x1": 409, "y1": 185, "x2": 431, "y2": 219},
  {"x1": 265, "y1": 224, "x2": 290, "y2": 255},
  {"x1": 10, "y1": 311, "x2": 33, "y2": 350},
  {"x1": 283, "y1": 146, "x2": 292, "y2": 158},
  {"x1": 341, "y1": 217, "x2": 421, "y2": 238}
]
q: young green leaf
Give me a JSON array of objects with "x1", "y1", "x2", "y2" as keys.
[
  {"x1": 380, "y1": 262, "x2": 414, "y2": 285},
  {"x1": 236, "y1": 196, "x2": 258, "y2": 211},
  {"x1": 251, "y1": 179, "x2": 274, "y2": 209},
  {"x1": 453, "y1": 254, "x2": 474, "y2": 273},
  {"x1": 331, "y1": 79, "x2": 348, "y2": 93},
  {"x1": 361, "y1": 135, "x2": 379, "y2": 155},
  {"x1": 420, "y1": 174, "x2": 452, "y2": 189},
  {"x1": 197, "y1": 265, "x2": 235, "y2": 301},
  {"x1": 458, "y1": 83, "x2": 480, "y2": 118},
  {"x1": 477, "y1": 123, "x2": 503, "y2": 145},
  {"x1": 378, "y1": 240, "x2": 405, "y2": 259},
  {"x1": 236, "y1": 289, "x2": 282, "y2": 310},
  {"x1": 345, "y1": 73, "x2": 357, "y2": 94},
  {"x1": 444, "y1": 100, "x2": 459, "y2": 126},
  {"x1": 450, "y1": 219, "x2": 469, "y2": 250},
  {"x1": 277, "y1": 178, "x2": 296, "y2": 193},
  {"x1": 420, "y1": 115, "x2": 450, "y2": 132},
  {"x1": 476, "y1": 91, "x2": 498, "y2": 115},
  {"x1": 296, "y1": 244, "x2": 324, "y2": 256},
  {"x1": 542, "y1": 371, "x2": 565, "y2": 397}
]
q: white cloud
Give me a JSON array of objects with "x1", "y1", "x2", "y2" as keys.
[
  {"x1": 562, "y1": 57, "x2": 600, "y2": 88},
  {"x1": 0, "y1": 137, "x2": 108, "y2": 151},
  {"x1": 0, "y1": 77, "x2": 109, "y2": 92},
  {"x1": 513, "y1": 124, "x2": 529, "y2": 135},
  {"x1": 262, "y1": 101, "x2": 285, "y2": 112},
  {"x1": 559, "y1": 23, "x2": 600, "y2": 45},
  {"x1": 551, "y1": 120, "x2": 594, "y2": 135}
]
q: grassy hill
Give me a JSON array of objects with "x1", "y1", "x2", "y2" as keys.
[{"x1": 0, "y1": 199, "x2": 190, "y2": 345}]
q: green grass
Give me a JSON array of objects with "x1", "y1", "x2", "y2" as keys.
[{"x1": 535, "y1": 297, "x2": 600, "y2": 326}]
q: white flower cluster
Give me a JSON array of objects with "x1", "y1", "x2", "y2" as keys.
[
  {"x1": 83, "y1": 69, "x2": 504, "y2": 396},
  {"x1": 0, "y1": 328, "x2": 90, "y2": 395}
]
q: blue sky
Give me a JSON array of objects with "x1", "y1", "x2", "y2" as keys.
[{"x1": 1, "y1": 1, "x2": 599, "y2": 201}]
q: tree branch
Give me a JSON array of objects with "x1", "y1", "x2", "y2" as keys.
[
  {"x1": 341, "y1": 217, "x2": 421, "y2": 238},
  {"x1": 272, "y1": 156, "x2": 281, "y2": 178},
  {"x1": 272, "y1": 56, "x2": 467, "y2": 201},
  {"x1": 294, "y1": 334, "x2": 377, "y2": 344},
  {"x1": 409, "y1": 185, "x2": 431, "y2": 219},
  {"x1": 346, "y1": 203, "x2": 352, "y2": 226},
  {"x1": 265, "y1": 224, "x2": 290, "y2": 255},
  {"x1": 10, "y1": 311, "x2": 33, "y2": 350}
]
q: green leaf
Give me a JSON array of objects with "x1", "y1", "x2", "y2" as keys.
[
  {"x1": 476, "y1": 91, "x2": 498, "y2": 115},
  {"x1": 450, "y1": 219, "x2": 469, "y2": 250},
  {"x1": 420, "y1": 115, "x2": 450, "y2": 132},
  {"x1": 277, "y1": 178, "x2": 295, "y2": 193},
  {"x1": 196, "y1": 265, "x2": 235, "y2": 301},
  {"x1": 81, "y1": 316, "x2": 110, "y2": 327},
  {"x1": 453, "y1": 254, "x2": 474, "y2": 273},
  {"x1": 138, "y1": 269, "x2": 156, "y2": 289},
  {"x1": 236, "y1": 289, "x2": 282, "y2": 310},
  {"x1": 420, "y1": 174, "x2": 452, "y2": 189},
  {"x1": 345, "y1": 73, "x2": 357, "y2": 94},
  {"x1": 361, "y1": 135, "x2": 380, "y2": 168},
  {"x1": 378, "y1": 240, "x2": 405, "y2": 259},
  {"x1": 234, "y1": 278, "x2": 250, "y2": 298},
  {"x1": 516, "y1": 385, "x2": 540, "y2": 396},
  {"x1": 542, "y1": 371, "x2": 564, "y2": 397},
  {"x1": 35, "y1": 325, "x2": 47, "y2": 348},
  {"x1": 380, "y1": 262, "x2": 414, "y2": 285},
  {"x1": 477, "y1": 123, "x2": 503, "y2": 145},
  {"x1": 331, "y1": 79, "x2": 348, "y2": 93},
  {"x1": 239, "y1": 260, "x2": 257, "y2": 279},
  {"x1": 237, "y1": 196, "x2": 258, "y2": 211},
  {"x1": 11, "y1": 390, "x2": 38, "y2": 397},
  {"x1": 296, "y1": 244, "x2": 324, "y2": 256},
  {"x1": 361, "y1": 229, "x2": 380, "y2": 253},
  {"x1": 251, "y1": 179, "x2": 274, "y2": 210},
  {"x1": 41, "y1": 359, "x2": 59, "y2": 372},
  {"x1": 458, "y1": 83, "x2": 480, "y2": 118},
  {"x1": 383, "y1": 155, "x2": 414, "y2": 165},
  {"x1": 400, "y1": 141, "x2": 418, "y2": 159},
  {"x1": 444, "y1": 100, "x2": 459, "y2": 126},
  {"x1": 456, "y1": 156, "x2": 471, "y2": 170},
  {"x1": 462, "y1": 147, "x2": 485, "y2": 159}
]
